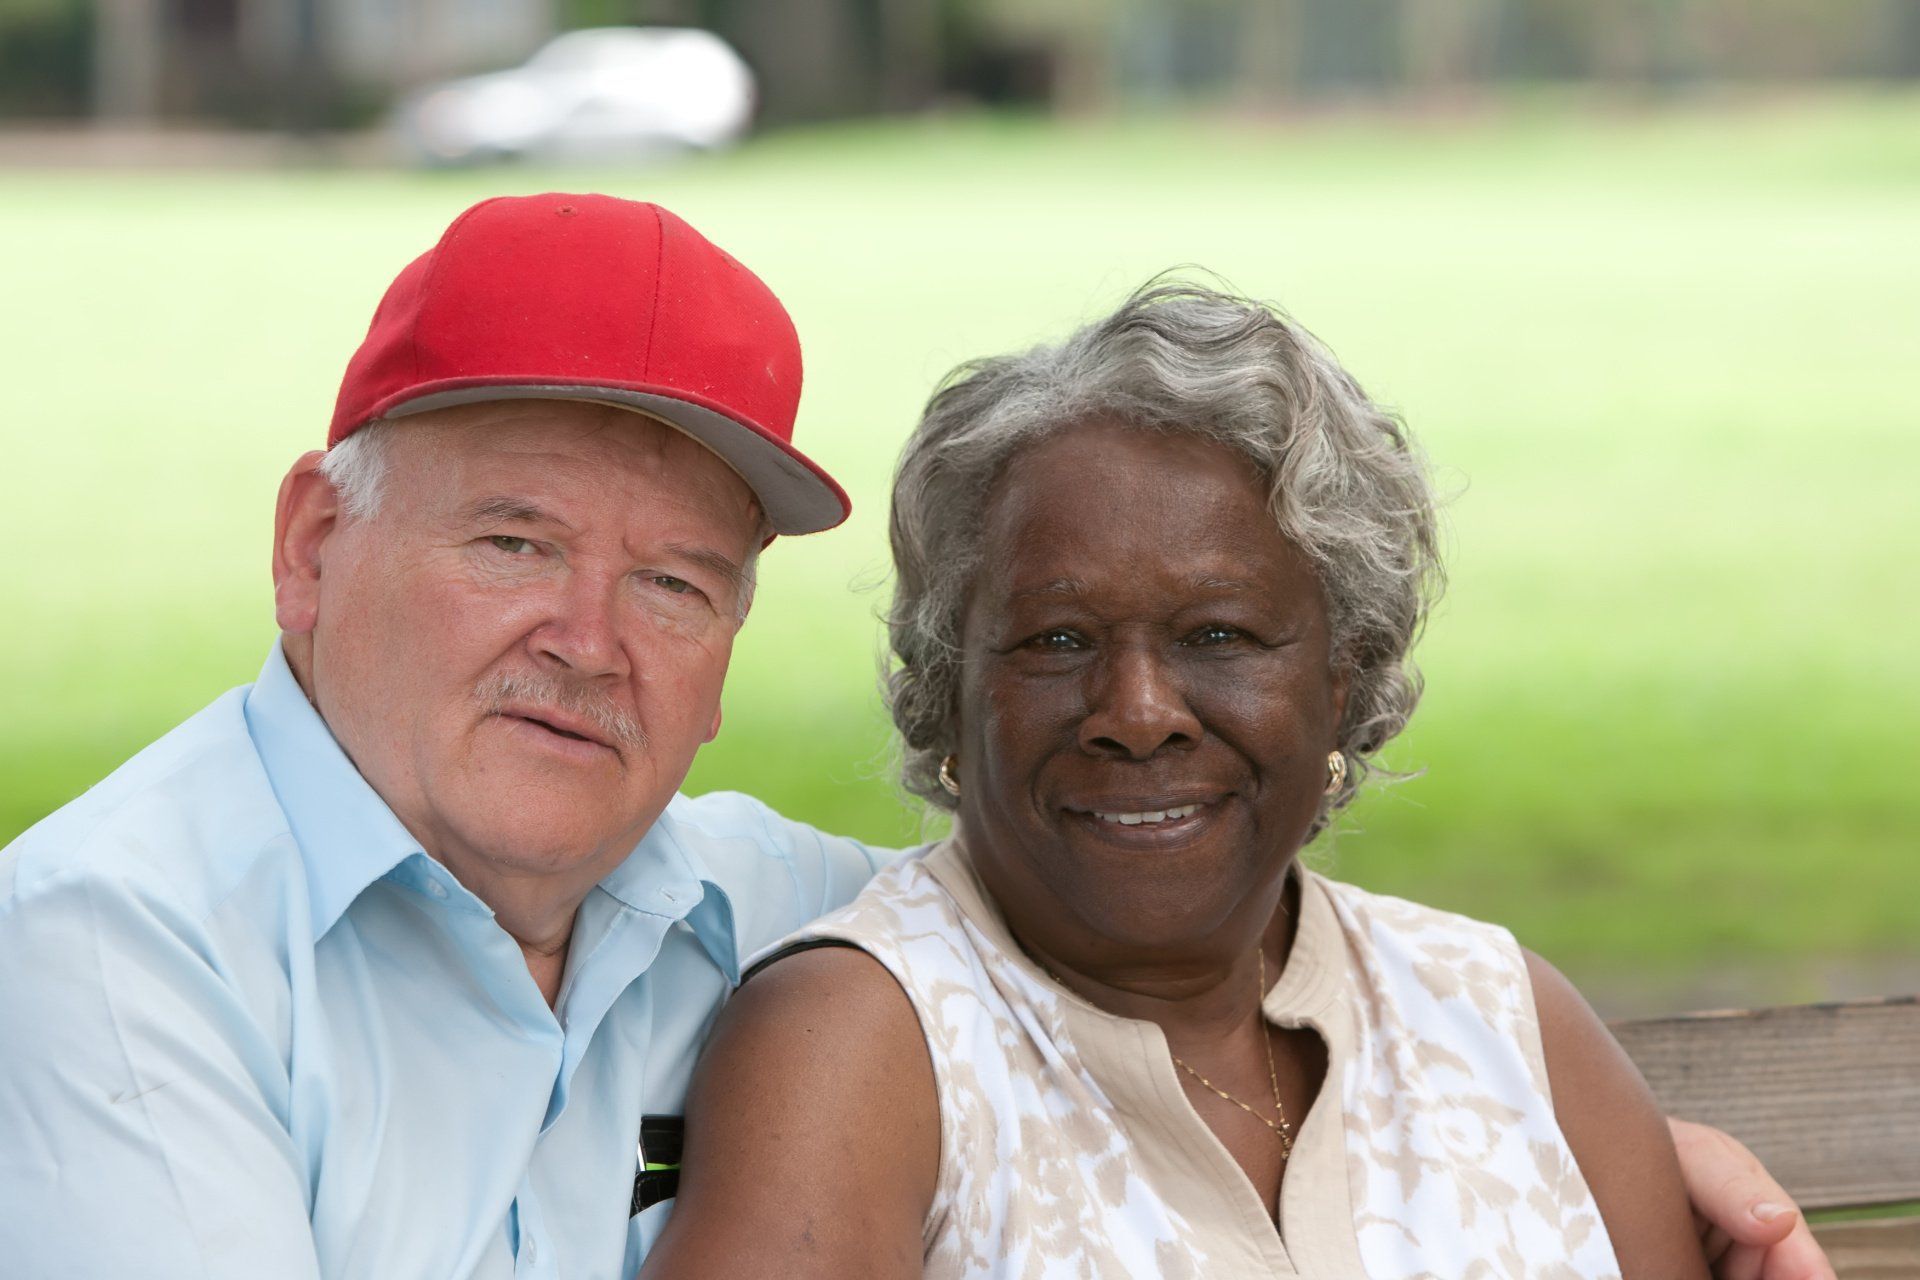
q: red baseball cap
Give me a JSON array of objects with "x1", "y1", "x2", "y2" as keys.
[{"x1": 330, "y1": 193, "x2": 849, "y2": 535}]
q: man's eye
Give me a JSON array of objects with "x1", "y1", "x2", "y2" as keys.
[
  {"x1": 652, "y1": 575, "x2": 695, "y2": 596},
  {"x1": 1188, "y1": 624, "x2": 1241, "y2": 646},
  {"x1": 486, "y1": 535, "x2": 537, "y2": 555}
]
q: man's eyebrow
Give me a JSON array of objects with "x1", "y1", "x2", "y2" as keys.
[
  {"x1": 664, "y1": 541, "x2": 751, "y2": 597},
  {"x1": 459, "y1": 496, "x2": 575, "y2": 531}
]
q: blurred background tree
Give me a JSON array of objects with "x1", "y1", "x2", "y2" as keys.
[
  {"x1": 27, "y1": 0, "x2": 1920, "y2": 132},
  {"x1": 0, "y1": 0, "x2": 91, "y2": 118}
]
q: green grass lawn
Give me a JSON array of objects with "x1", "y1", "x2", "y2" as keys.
[{"x1": 4, "y1": 92, "x2": 1916, "y2": 1002}]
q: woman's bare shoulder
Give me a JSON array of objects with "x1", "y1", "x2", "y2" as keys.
[
  {"x1": 726, "y1": 943, "x2": 932, "y2": 1072},
  {"x1": 637, "y1": 944, "x2": 938, "y2": 1280}
]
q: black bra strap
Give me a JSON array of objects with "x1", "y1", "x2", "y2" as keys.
[{"x1": 739, "y1": 937, "x2": 864, "y2": 986}]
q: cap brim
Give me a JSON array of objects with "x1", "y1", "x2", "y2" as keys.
[{"x1": 379, "y1": 382, "x2": 851, "y2": 536}]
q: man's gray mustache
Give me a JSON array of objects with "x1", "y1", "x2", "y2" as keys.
[{"x1": 476, "y1": 670, "x2": 648, "y2": 752}]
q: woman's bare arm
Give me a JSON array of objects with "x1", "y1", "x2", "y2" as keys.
[
  {"x1": 1526, "y1": 949, "x2": 1711, "y2": 1280},
  {"x1": 637, "y1": 945, "x2": 939, "y2": 1280}
]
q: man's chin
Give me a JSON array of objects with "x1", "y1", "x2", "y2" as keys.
[
  {"x1": 452, "y1": 809, "x2": 645, "y2": 877},
  {"x1": 431, "y1": 772, "x2": 657, "y2": 869},
  {"x1": 436, "y1": 744, "x2": 682, "y2": 880}
]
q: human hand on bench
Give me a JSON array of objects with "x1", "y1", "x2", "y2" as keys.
[{"x1": 1671, "y1": 1118, "x2": 1837, "y2": 1280}]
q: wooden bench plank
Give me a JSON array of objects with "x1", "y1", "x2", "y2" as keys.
[
  {"x1": 1808, "y1": 1217, "x2": 1920, "y2": 1280},
  {"x1": 1611, "y1": 996, "x2": 1920, "y2": 1210}
]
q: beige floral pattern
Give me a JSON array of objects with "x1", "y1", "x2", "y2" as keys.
[
  {"x1": 757, "y1": 845, "x2": 1620, "y2": 1280},
  {"x1": 1324, "y1": 883, "x2": 1618, "y2": 1279}
]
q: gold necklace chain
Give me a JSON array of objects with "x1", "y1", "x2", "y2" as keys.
[
  {"x1": 1171, "y1": 949, "x2": 1294, "y2": 1158},
  {"x1": 1029, "y1": 943, "x2": 1294, "y2": 1157}
]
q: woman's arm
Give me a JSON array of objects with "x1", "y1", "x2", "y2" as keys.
[
  {"x1": 1524, "y1": 949, "x2": 1711, "y2": 1280},
  {"x1": 637, "y1": 945, "x2": 940, "y2": 1280}
]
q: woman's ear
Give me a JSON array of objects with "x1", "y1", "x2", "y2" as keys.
[
  {"x1": 272, "y1": 451, "x2": 337, "y2": 636},
  {"x1": 1328, "y1": 647, "x2": 1355, "y2": 738}
]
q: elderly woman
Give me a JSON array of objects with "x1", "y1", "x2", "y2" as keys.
[{"x1": 641, "y1": 282, "x2": 1730, "y2": 1277}]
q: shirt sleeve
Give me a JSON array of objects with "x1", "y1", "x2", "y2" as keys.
[
  {"x1": 777, "y1": 807, "x2": 893, "y2": 918},
  {"x1": 0, "y1": 867, "x2": 322, "y2": 1279}
]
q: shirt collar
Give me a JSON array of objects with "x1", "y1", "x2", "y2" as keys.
[
  {"x1": 244, "y1": 642, "x2": 426, "y2": 940},
  {"x1": 602, "y1": 800, "x2": 743, "y2": 984}
]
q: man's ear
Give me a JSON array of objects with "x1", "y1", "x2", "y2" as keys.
[
  {"x1": 705, "y1": 703, "x2": 724, "y2": 744},
  {"x1": 273, "y1": 451, "x2": 337, "y2": 636}
]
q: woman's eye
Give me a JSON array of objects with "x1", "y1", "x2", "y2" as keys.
[
  {"x1": 1026, "y1": 629, "x2": 1083, "y2": 651},
  {"x1": 486, "y1": 535, "x2": 537, "y2": 555}
]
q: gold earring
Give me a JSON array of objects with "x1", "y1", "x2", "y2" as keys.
[
  {"x1": 1324, "y1": 750, "x2": 1347, "y2": 797},
  {"x1": 938, "y1": 755, "x2": 961, "y2": 797}
]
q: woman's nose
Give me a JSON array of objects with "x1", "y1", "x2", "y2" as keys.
[{"x1": 1077, "y1": 646, "x2": 1201, "y2": 759}]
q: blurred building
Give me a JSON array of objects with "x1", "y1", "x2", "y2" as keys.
[{"x1": 976, "y1": 0, "x2": 1920, "y2": 109}]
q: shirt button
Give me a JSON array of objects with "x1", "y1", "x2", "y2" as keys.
[
  {"x1": 523, "y1": 1237, "x2": 537, "y2": 1264},
  {"x1": 425, "y1": 879, "x2": 448, "y2": 900}
]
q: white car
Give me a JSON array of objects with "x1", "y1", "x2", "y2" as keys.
[{"x1": 395, "y1": 27, "x2": 756, "y2": 166}]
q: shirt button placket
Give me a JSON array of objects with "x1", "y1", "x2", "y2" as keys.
[
  {"x1": 513, "y1": 1184, "x2": 555, "y2": 1279},
  {"x1": 515, "y1": 1229, "x2": 550, "y2": 1278}
]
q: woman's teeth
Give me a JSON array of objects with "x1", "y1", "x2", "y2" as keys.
[{"x1": 1094, "y1": 805, "x2": 1200, "y2": 826}]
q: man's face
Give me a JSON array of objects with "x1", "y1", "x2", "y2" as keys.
[{"x1": 277, "y1": 400, "x2": 762, "y2": 892}]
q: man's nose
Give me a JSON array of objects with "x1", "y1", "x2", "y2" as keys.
[
  {"x1": 1077, "y1": 645, "x2": 1201, "y2": 760},
  {"x1": 529, "y1": 573, "x2": 630, "y2": 680}
]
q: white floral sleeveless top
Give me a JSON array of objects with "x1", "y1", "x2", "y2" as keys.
[{"x1": 757, "y1": 842, "x2": 1620, "y2": 1280}]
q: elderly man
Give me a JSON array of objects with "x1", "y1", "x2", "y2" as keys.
[{"x1": 0, "y1": 194, "x2": 1827, "y2": 1279}]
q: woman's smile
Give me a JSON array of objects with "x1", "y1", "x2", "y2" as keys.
[
  {"x1": 1088, "y1": 803, "x2": 1202, "y2": 827},
  {"x1": 1058, "y1": 795, "x2": 1223, "y2": 850}
]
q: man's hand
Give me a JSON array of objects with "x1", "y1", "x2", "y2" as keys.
[{"x1": 1670, "y1": 1117, "x2": 1837, "y2": 1280}]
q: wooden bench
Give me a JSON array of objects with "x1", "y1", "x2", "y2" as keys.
[{"x1": 1613, "y1": 995, "x2": 1920, "y2": 1279}]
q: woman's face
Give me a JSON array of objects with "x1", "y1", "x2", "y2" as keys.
[{"x1": 955, "y1": 420, "x2": 1347, "y2": 966}]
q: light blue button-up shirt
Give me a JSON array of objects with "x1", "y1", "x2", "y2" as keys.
[{"x1": 0, "y1": 645, "x2": 887, "y2": 1278}]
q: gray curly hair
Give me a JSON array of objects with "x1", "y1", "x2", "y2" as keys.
[{"x1": 885, "y1": 278, "x2": 1443, "y2": 833}]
